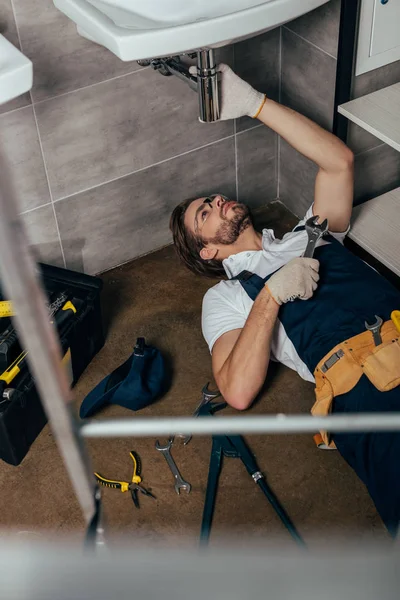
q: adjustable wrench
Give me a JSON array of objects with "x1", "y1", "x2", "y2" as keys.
[
  {"x1": 304, "y1": 215, "x2": 329, "y2": 258},
  {"x1": 365, "y1": 315, "x2": 383, "y2": 346},
  {"x1": 183, "y1": 383, "x2": 221, "y2": 446},
  {"x1": 155, "y1": 438, "x2": 191, "y2": 495}
]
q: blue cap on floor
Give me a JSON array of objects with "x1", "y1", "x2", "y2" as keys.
[{"x1": 79, "y1": 338, "x2": 170, "y2": 419}]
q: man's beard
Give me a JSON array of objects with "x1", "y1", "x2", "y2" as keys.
[{"x1": 206, "y1": 203, "x2": 252, "y2": 246}]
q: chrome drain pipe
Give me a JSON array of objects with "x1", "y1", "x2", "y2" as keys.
[
  {"x1": 139, "y1": 48, "x2": 220, "y2": 123},
  {"x1": 194, "y1": 49, "x2": 220, "y2": 122}
]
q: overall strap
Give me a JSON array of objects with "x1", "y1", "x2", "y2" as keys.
[
  {"x1": 230, "y1": 270, "x2": 267, "y2": 302},
  {"x1": 230, "y1": 224, "x2": 327, "y2": 301},
  {"x1": 230, "y1": 225, "x2": 306, "y2": 299}
]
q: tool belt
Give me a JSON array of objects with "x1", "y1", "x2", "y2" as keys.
[{"x1": 312, "y1": 319, "x2": 400, "y2": 449}]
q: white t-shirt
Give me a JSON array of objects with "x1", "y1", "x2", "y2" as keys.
[{"x1": 201, "y1": 205, "x2": 349, "y2": 383}]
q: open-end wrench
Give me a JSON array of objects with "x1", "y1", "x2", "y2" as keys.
[
  {"x1": 155, "y1": 438, "x2": 191, "y2": 495},
  {"x1": 304, "y1": 215, "x2": 329, "y2": 258},
  {"x1": 183, "y1": 383, "x2": 221, "y2": 446},
  {"x1": 365, "y1": 315, "x2": 383, "y2": 346}
]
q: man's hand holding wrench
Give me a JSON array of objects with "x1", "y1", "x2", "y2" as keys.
[{"x1": 262, "y1": 216, "x2": 327, "y2": 306}]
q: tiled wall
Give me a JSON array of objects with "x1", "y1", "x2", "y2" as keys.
[
  {"x1": 278, "y1": 0, "x2": 341, "y2": 217},
  {"x1": 0, "y1": 0, "x2": 280, "y2": 274},
  {"x1": 278, "y1": 0, "x2": 400, "y2": 217},
  {"x1": 4, "y1": 1, "x2": 397, "y2": 273}
]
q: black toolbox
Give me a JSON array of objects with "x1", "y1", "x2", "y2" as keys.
[{"x1": 0, "y1": 263, "x2": 104, "y2": 465}]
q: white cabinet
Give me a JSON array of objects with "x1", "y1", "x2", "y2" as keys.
[
  {"x1": 370, "y1": 0, "x2": 400, "y2": 55},
  {"x1": 356, "y1": 0, "x2": 400, "y2": 75}
]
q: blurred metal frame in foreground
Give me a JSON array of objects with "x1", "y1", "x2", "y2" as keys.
[
  {"x1": 80, "y1": 412, "x2": 400, "y2": 438},
  {"x1": 0, "y1": 150, "x2": 96, "y2": 525},
  {"x1": 1, "y1": 542, "x2": 399, "y2": 600}
]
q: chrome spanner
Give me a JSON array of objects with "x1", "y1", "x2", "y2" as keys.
[
  {"x1": 183, "y1": 383, "x2": 221, "y2": 446},
  {"x1": 365, "y1": 315, "x2": 383, "y2": 346},
  {"x1": 304, "y1": 215, "x2": 329, "y2": 258},
  {"x1": 155, "y1": 438, "x2": 191, "y2": 495}
]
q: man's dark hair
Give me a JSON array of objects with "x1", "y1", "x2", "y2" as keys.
[{"x1": 169, "y1": 197, "x2": 226, "y2": 279}]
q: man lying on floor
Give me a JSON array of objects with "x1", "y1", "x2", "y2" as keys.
[{"x1": 169, "y1": 64, "x2": 400, "y2": 536}]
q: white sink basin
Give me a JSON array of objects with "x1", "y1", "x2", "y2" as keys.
[
  {"x1": 0, "y1": 35, "x2": 32, "y2": 105},
  {"x1": 53, "y1": 0, "x2": 330, "y2": 61}
]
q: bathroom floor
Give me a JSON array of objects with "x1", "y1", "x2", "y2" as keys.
[{"x1": 0, "y1": 201, "x2": 389, "y2": 548}]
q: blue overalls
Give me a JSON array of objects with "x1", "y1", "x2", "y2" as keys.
[{"x1": 233, "y1": 233, "x2": 400, "y2": 535}]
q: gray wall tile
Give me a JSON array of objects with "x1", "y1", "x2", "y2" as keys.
[
  {"x1": 0, "y1": 0, "x2": 20, "y2": 48},
  {"x1": 279, "y1": 137, "x2": 400, "y2": 217},
  {"x1": 12, "y1": 0, "x2": 142, "y2": 102},
  {"x1": 284, "y1": 0, "x2": 341, "y2": 58},
  {"x1": 279, "y1": 138, "x2": 318, "y2": 218},
  {"x1": 55, "y1": 138, "x2": 236, "y2": 274},
  {"x1": 214, "y1": 45, "x2": 234, "y2": 68},
  {"x1": 353, "y1": 60, "x2": 400, "y2": 99},
  {"x1": 236, "y1": 126, "x2": 277, "y2": 207},
  {"x1": 35, "y1": 68, "x2": 233, "y2": 200},
  {"x1": 354, "y1": 144, "x2": 400, "y2": 205},
  {"x1": 0, "y1": 106, "x2": 51, "y2": 212},
  {"x1": 281, "y1": 27, "x2": 337, "y2": 131},
  {"x1": 234, "y1": 28, "x2": 281, "y2": 132},
  {"x1": 347, "y1": 121, "x2": 383, "y2": 156},
  {"x1": 0, "y1": 0, "x2": 31, "y2": 114},
  {"x1": 22, "y1": 205, "x2": 64, "y2": 267},
  {"x1": 279, "y1": 26, "x2": 337, "y2": 218},
  {"x1": 0, "y1": 92, "x2": 30, "y2": 116}
]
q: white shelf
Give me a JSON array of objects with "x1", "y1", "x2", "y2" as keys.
[
  {"x1": 349, "y1": 187, "x2": 400, "y2": 277},
  {"x1": 338, "y1": 83, "x2": 400, "y2": 152}
]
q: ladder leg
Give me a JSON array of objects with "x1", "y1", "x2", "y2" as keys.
[
  {"x1": 200, "y1": 436, "x2": 224, "y2": 546},
  {"x1": 228, "y1": 434, "x2": 305, "y2": 547}
]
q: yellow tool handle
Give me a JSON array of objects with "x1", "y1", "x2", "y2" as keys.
[
  {"x1": 94, "y1": 472, "x2": 130, "y2": 493},
  {"x1": 0, "y1": 301, "x2": 14, "y2": 318},
  {"x1": 130, "y1": 451, "x2": 142, "y2": 484},
  {"x1": 0, "y1": 365, "x2": 21, "y2": 385},
  {"x1": 0, "y1": 346, "x2": 70, "y2": 386},
  {"x1": 49, "y1": 301, "x2": 77, "y2": 324},
  {"x1": 62, "y1": 300, "x2": 77, "y2": 314},
  {"x1": 0, "y1": 299, "x2": 76, "y2": 320},
  {"x1": 391, "y1": 310, "x2": 400, "y2": 333},
  {"x1": 0, "y1": 351, "x2": 28, "y2": 384}
]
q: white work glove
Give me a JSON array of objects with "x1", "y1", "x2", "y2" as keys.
[
  {"x1": 265, "y1": 258, "x2": 320, "y2": 305},
  {"x1": 189, "y1": 63, "x2": 266, "y2": 120}
]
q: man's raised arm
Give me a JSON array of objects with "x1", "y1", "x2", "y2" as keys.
[
  {"x1": 256, "y1": 98, "x2": 354, "y2": 233},
  {"x1": 212, "y1": 63, "x2": 354, "y2": 234}
]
